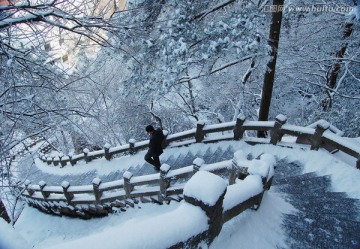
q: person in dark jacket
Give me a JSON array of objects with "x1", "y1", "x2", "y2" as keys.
[{"x1": 144, "y1": 125, "x2": 165, "y2": 170}]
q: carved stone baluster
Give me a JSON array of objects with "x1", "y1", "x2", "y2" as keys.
[
  {"x1": 83, "y1": 148, "x2": 90, "y2": 163},
  {"x1": 193, "y1": 158, "x2": 205, "y2": 174},
  {"x1": 24, "y1": 180, "x2": 34, "y2": 196},
  {"x1": 39, "y1": 181, "x2": 50, "y2": 199},
  {"x1": 233, "y1": 114, "x2": 246, "y2": 140},
  {"x1": 62, "y1": 181, "x2": 74, "y2": 205},
  {"x1": 311, "y1": 121, "x2": 330, "y2": 150},
  {"x1": 195, "y1": 121, "x2": 205, "y2": 143},
  {"x1": 123, "y1": 171, "x2": 134, "y2": 199},
  {"x1": 270, "y1": 114, "x2": 287, "y2": 145},
  {"x1": 129, "y1": 139, "x2": 136, "y2": 155},
  {"x1": 104, "y1": 143, "x2": 112, "y2": 161},
  {"x1": 92, "y1": 178, "x2": 102, "y2": 204},
  {"x1": 159, "y1": 164, "x2": 171, "y2": 200}
]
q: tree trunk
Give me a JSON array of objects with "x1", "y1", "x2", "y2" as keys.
[
  {"x1": 323, "y1": 22, "x2": 354, "y2": 111},
  {"x1": 327, "y1": 23, "x2": 353, "y2": 89},
  {"x1": 258, "y1": 0, "x2": 284, "y2": 138}
]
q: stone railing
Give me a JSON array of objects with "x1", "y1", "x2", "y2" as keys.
[
  {"x1": 38, "y1": 114, "x2": 360, "y2": 169},
  {"x1": 20, "y1": 150, "x2": 274, "y2": 248},
  {"x1": 20, "y1": 150, "x2": 274, "y2": 218}
]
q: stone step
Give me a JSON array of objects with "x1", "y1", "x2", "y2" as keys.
[
  {"x1": 163, "y1": 155, "x2": 176, "y2": 166},
  {"x1": 172, "y1": 151, "x2": 194, "y2": 169},
  {"x1": 284, "y1": 213, "x2": 360, "y2": 248},
  {"x1": 274, "y1": 175, "x2": 332, "y2": 194},
  {"x1": 170, "y1": 152, "x2": 186, "y2": 168},
  {"x1": 205, "y1": 147, "x2": 224, "y2": 164},
  {"x1": 273, "y1": 159, "x2": 303, "y2": 179},
  {"x1": 284, "y1": 195, "x2": 360, "y2": 221},
  {"x1": 273, "y1": 172, "x2": 318, "y2": 185},
  {"x1": 220, "y1": 145, "x2": 235, "y2": 160},
  {"x1": 100, "y1": 169, "x2": 126, "y2": 182}
]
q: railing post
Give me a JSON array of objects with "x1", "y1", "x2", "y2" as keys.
[
  {"x1": 104, "y1": 143, "x2": 112, "y2": 161},
  {"x1": 83, "y1": 148, "x2": 90, "y2": 163},
  {"x1": 357, "y1": 156, "x2": 360, "y2": 170},
  {"x1": 183, "y1": 171, "x2": 227, "y2": 245},
  {"x1": 51, "y1": 156, "x2": 56, "y2": 166},
  {"x1": 195, "y1": 121, "x2": 205, "y2": 143},
  {"x1": 24, "y1": 180, "x2": 34, "y2": 196},
  {"x1": 229, "y1": 159, "x2": 239, "y2": 185},
  {"x1": 162, "y1": 130, "x2": 169, "y2": 149},
  {"x1": 311, "y1": 121, "x2": 330, "y2": 150},
  {"x1": 159, "y1": 164, "x2": 171, "y2": 199},
  {"x1": 46, "y1": 156, "x2": 52, "y2": 165},
  {"x1": 233, "y1": 113, "x2": 246, "y2": 140},
  {"x1": 229, "y1": 150, "x2": 248, "y2": 185},
  {"x1": 59, "y1": 153, "x2": 67, "y2": 167},
  {"x1": 53, "y1": 156, "x2": 59, "y2": 166},
  {"x1": 123, "y1": 171, "x2": 134, "y2": 198},
  {"x1": 68, "y1": 154, "x2": 76, "y2": 166},
  {"x1": 39, "y1": 181, "x2": 50, "y2": 199},
  {"x1": 92, "y1": 178, "x2": 102, "y2": 204},
  {"x1": 62, "y1": 181, "x2": 73, "y2": 205},
  {"x1": 192, "y1": 158, "x2": 205, "y2": 174},
  {"x1": 129, "y1": 139, "x2": 136, "y2": 155},
  {"x1": 38, "y1": 153, "x2": 43, "y2": 162},
  {"x1": 270, "y1": 114, "x2": 287, "y2": 145}
]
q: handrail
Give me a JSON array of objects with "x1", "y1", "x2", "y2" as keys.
[
  {"x1": 21, "y1": 162, "x2": 222, "y2": 206},
  {"x1": 38, "y1": 114, "x2": 360, "y2": 169},
  {"x1": 21, "y1": 150, "x2": 275, "y2": 248},
  {"x1": 20, "y1": 158, "x2": 230, "y2": 217},
  {"x1": 21, "y1": 151, "x2": 273, "y2": 223}
]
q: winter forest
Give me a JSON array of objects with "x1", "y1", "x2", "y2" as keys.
[{"x1": 0, "y1": 0, "x2": 360, "y2": 229}]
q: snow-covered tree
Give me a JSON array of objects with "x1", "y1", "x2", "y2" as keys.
[
  {"x1": 0, "y1": 0, "x2": 127, "y2": 223},
  {"x1": 107, "y1": 0, "x2": 269, "y2": 124},
  {"x1": 270, "y1": 0, "x2": 360, "y2": 136}
]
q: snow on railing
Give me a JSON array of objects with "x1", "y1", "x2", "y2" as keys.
[
  {"x1": 21, "y1": 151, "x2": 274, "y2": 216},
  {"x1": 38, "y1": 114, "x2": 360, "y2": 169},
  {"x1": 21, "y1": 150, "x2": 275, "y2": 248}
]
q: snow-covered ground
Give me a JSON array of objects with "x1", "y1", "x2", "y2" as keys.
[{"x1": 1, "y1": 139, "x2": 360, "y2": 249}]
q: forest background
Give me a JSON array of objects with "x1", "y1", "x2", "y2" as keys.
[{"x1": 0, "y1": 0, "x2": 359, "y2": 183}]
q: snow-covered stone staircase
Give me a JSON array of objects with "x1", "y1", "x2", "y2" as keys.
[
  {"x1": 19, "y1": 141, "x2": 360, "y2": 248},
  {"x1": 272, "y1": 159, "x2": 360, "y2": 248},
  {"x1": 130, "y1": 145, "x2": 235, "y2": 176},
  {"x1": 22, "y1": 144, "x2": 236, "y2": 185}
]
